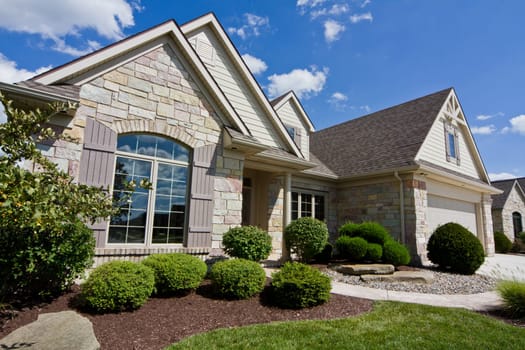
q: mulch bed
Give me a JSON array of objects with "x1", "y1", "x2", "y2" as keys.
[{"x1": 0, "y1": 281, "x2": 373, "y2": 350}]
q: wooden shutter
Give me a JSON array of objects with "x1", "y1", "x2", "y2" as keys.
[
  {"x1": 294, "y1": 129, "x2": 302, "y2": 151},
  {"x1": 187, "y1": 144, "x2": 216, "y2": 247},
  {"x1": 79, "y1": 118, "x2": 117, "y2": 247}
]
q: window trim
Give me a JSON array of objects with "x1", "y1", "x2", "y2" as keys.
[
  {"x1": 108, "y1": 135, "x2": 191, "y2": 247},
  {"x1": 291, "y1": 189, "x2": 326, "y2": 221},
  {"x1": 444, "y1": 121, "x2": 460, "y2": 165}
]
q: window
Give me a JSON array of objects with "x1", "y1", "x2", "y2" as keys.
[
  {"x1": 291, "y1": 191, "x2": 325, "y2": 221},
  {"x1": 285, "y1": 125, "x2": 296, "y2": 140},
  {"x1": 444, "y1": 122, "x2": 460, "y2": 165},
  {"x1": 109, "y1": 134, "x2": 190, "y2": 245},
  {"x1": 513, "y1": 212, "x2": 523, "y2": 237}
]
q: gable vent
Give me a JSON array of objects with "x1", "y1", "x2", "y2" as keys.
[{"x1": 195, "y1": 38, "x2": 216, "y2": 67}]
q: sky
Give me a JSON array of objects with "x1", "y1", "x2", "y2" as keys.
[{"x1": 0, "y1": 0, "x2": 523, "y2": 181}]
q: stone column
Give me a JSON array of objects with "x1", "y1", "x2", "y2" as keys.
[{"x1": 481, "y1": 193, "x2": 495, "y2": 256}]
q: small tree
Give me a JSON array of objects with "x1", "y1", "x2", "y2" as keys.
[{"x1": 0, "y1": 94, "x2": 117, "y2": 301}]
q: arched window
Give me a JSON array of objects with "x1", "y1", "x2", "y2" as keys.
[
  {"x1": 513, "y1": 212, "x2": 523, "y2": 237},
  {"x1": 108, "y1": 134, "x2": 190, "y2": 245}
]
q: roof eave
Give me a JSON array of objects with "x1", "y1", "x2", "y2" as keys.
[{"x1": 0, "y1": 82, "x2": 79, "y2": 103}]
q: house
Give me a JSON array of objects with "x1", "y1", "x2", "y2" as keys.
[
  {"x1": 0, "y1": 13, "x2": 501, "y2": 266},
  {"x1": 491, "y1": 178, "x2": 525, "y2": 241}
]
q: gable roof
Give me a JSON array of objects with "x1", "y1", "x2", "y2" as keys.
[
  {"x1": 23, "y1": 19, "x2": 250, "y2": 136},
  {"x1": 310, "y1": 88, "x2": 451, "y2": 179},
  {"x1": 491, "y1": 178, "x2": 525, "y2": 209},
  {"x1": 271, "y1": 91, "x2": 315, "y2": 132},
  {"x1": 180, "y1": 13, "x2": 303, "y2": 158}
]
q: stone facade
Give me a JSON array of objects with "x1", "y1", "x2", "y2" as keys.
[
  {"x1": 493, "y1": 185, "x2": 525, "y2": 242},
  {"x1": 267, "y1": 176, "x2": 285, "y2": 257}
]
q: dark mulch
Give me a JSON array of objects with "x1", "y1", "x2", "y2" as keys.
[{"x1": 0, "y1": 281, "x2": 373, "y2": 350}]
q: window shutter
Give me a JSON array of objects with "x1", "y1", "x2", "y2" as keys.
[
  {"x1": 294, "y1": 129, "x2": 302, "y2": 150},
  {"x1": 454, "y1": 130, "x2": 461, "y2": 166},
  {"x1": 187, "y1": 144, "x2": 216, "y2": 247},
  {"x1": 79, "y1": 118, "x2": 117, "y2": 247}
]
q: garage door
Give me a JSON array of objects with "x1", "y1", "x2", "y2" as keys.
[{"x1": 427, "y1": 195, "x2": 478, "y2": 235}]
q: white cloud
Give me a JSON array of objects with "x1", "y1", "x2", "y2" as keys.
[
  {"x1": 350, "y1": 12, "x2": 373, "y2": 23},
  {"x1": 324, "y1": 20, "x2": 346, "y2": 43},
  {"x1": 476, "y1": 112, "x2": 503, "y2": 121},
  {"x1": 0, "y1": 53, "x2": 52, "y2": 83},
  {"x1": 267, "y1": 67, "x2": 328, "y2": 99},
  {"x1": 360, "y1": 105, "x2": 371, "y2": 113},
  {"x1": 502, "y1": 115, "x2": 525, "y2": 135},
  {"x1": 227, "y1": 13, "x2": 269, "y2": 40},
  {"x1": 0, "y1": 0, "x2": 137, "y2": 56},
  {"x1": 311, "y1": 4, "x2": 350, "y2": 19},
  {"x1": 471, "y1": 125, "x2": 497, "y2": 135},
  {"x1": 361, "y1": 0, "x2": 372, "y2": 8},
  {"x1": 241, "y1": 54, "x2": 268, "y2": 75},
  {"x1": 328, "y1": 92, "x2": 349, "y2": 111},
  {"x1": 297, "y1": 0, "x2": 327, "y2": 8},
  {"x1": 489, "y1": 172, "x2": 518, "y2": 181},
  {"x1": 330, "y1": 92, "x2": 348, "y2": 102}
]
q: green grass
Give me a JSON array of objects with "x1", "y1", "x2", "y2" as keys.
[{"x1": 166, "y1": 301, "x2": 525, "y2": 350}]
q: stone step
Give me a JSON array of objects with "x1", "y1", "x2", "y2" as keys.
[
  {"x1": 332, "y1": 264, "x2": 395, "y2": 275},
  {"x1": 360, "y1": 270, "x2": 434, "y2": 284}
]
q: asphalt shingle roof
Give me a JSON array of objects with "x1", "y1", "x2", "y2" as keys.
[
  {"x1": 309, "y1": 88, "x2": 452, "y2": 178},
  {"x1": 491, "y1": 177, "x2": 525, "y2": 209},
  {"x1": 16, "y1": 81, "x2": 80, "y2": 100}
]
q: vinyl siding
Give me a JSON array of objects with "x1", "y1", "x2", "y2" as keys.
[
  {"x1": 275, "y1": 100, "x2": 309, "y2": 159},
  {"x1": 187, "y1": 28, "x2": 285, "y2": 149}
]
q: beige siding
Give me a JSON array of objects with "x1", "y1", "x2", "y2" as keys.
[
  {"x1": 416, "y1": 115, "x2": 480, "y2": 179},
  {"x1": 187, "y1": 28, "x2": 285, "y2": 148},
  {"x1": 275, "y1": 100, "x2": 309, "y2": 159}
]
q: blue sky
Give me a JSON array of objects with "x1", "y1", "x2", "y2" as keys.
[{"x1": 0, "y1": 0, "x2": 523, "y2": 180}]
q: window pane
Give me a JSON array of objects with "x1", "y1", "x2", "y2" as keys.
[
  {"x1": 157, "y1": 163, "x2": 173, "y2": 180},
  {"x1": 168, "y1": 229, "x2": 183, "y2": 244},
  {"x1": 448, "y1": 133, "x2": 456, "y2": 158},
  {"x1": 127, "y1": 227, "x2": 146, "y2": 243},
  {"x1": 292, "y1": 192, "x2": 298, "y2": 220},
  {"x1": 152, "y1": 228, "x2": 168, "y2": 244},
  {"x1": 111, "y1": 209, "x2": 129, "y2": 226},
  {"x1": 170, "y1": 213, "x2": 185, "y2": 228},
  {"x1": 108, "y1": 227, "x2": 126, "y2": 243},
  {"x1": 301, "y1": 193, "x2": 312, "y2": 217},
  {"x1": 173, "y1": 143, "x2": 189, "y2": 163},
  {"x1": 128, "y1": 210, "x2": 147, "y2": 226},
  {"x1": 154, "y1": 211, "x2": 169, "y2": 227},
  {"x1": 117, "y1": 134, "x2": 138, "y2": 153},
  {"x1": 314, "y1": 195, "x2": 325, "y2": 221},
  {"x1": 130, "y1": 193, "x2": 149, "y2": 210},
  {"x1": 137, "y1": 135, "x2": 157, "y2": 157},
  {"x1": 156, "y1": 137, "x2": 174, "y2": 160},
  {"x1": 156, "y1": 179, "x2": 172, "y2": 195}
]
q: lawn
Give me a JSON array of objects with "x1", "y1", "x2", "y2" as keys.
[{"x1": 167, "y1": 301, "x2": 525, "y2": 350}]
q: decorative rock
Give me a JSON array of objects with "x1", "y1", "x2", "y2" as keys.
[
  {"x1": 0, "y1": 311, "x2": 99, "y2": 350},
  {"x1": 333, "y1": 264, "x2": 395, "y2": 276},
  {"x1": 360, "y1": 270, "x2": 434, "y2": 284}
]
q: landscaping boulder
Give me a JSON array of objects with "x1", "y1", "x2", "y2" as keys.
[
  {"x1": 360, "y1": 270, "x2": 434, "y2": 284},
  {"x1": 333, "y1": 264, "x2": 395, "y2": 275}
]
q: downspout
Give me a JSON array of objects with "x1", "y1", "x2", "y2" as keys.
[{"x1": 394, "y1": 171, "x2": 406, "y2": 244}]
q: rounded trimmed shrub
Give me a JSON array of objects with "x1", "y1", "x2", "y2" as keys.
[
  {"x1": 210, "y1": 258, "x2": 266, "y2": 299},
  {"x1": 382, "y1": 240, "x2": 411, "y2": 266},
  {"x1": 338, "y1": 221, "x2": 361, "y2": 236},
  {"x1": 335, "y1": 236, "x2": 368, "y2": 261},
  {"x1": 365, "y1": 243, "x2": 383, "y2": 262},
  {"x1": 271, "y1": 262, "x2": 331, "y2": 309},
  {"x1": 222, "y1": 226, "x2": 272, "y2": 261},
  {"x1": 313, "y1": 243, "x2": 333, "y2": 263},
  {"x1": 284, "y1": 217, "x2": 328, "y2": 262},
  {"x1": 338, "y1": 221, "x2": 390, "y2": 245},
  {"x1": 81, "y1": 261, "x2": 155, "y2": 313},
  {"x1": 427, "y1": 223, "x2": 485, "y2": 275},
  {"x1": 141, "y1": 253, "x2": 207, "y2": 296},
  {"x1": 494, "y1": 232, "x2": 513, "y2": 254},
  {"x1": 519, "y1": 232, "x2": 525, "y2": 244}
]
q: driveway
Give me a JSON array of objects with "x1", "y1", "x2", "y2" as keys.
[{"x1": 477, "y1": 253, "x2": 525, "y2": 282}]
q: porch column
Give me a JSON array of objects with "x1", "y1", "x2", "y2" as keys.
[
  {"x1": 282, "y1": 172, "x2": 292, "y2": 261},
  {"x1": 481, "y1": 193, "x2": 495, "y2": 256}
]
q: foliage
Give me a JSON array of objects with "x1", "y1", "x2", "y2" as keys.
[
  {"x1": 313, "y1": 243, "x2": 333, "y2": 263},
  {"x1": 382, "y1": 240, "x2": 411, "y2": 266},
  {"x1": 81, "y1": 261, "x2": 155, "y2": 313},
  {"x1": 0, "y1": 95, "x2": 117, "y2": 300},
  {"x1": 519, "y1": 232, "x2": 525, "y2": 244},
  {"x1": 270, "y1": 262, "x2": 331, "y2": 309},
  {"x1": 338, "y1": 221, "x2": 361, "y2": 237},
  {"x1": 335, "y1": 236, "x2": 368, "y2": 261},
  {"x1": 210, "y1": 259, "x2": 266, "y2": 300},
  {"x1": 494, "y1": 232, "x2": 513, "y2": 254},
  {"x1": 167, "y1": 302, "x2": 525, "y2": 350},
  {"x1": 141, "y1": 253, "x2": 206, "y2": 296},
  {"x1": 338, "y1": 221, "x2": 390, "y2": 245},
  {"x1": 284, "y1": 217, "x2": 328, "y2": 262},
  {"x1": 222, "y1": 226, "x2": 272, "y2": 262},
  {"x1": 427, "y1": 223, "x2": 485, "y2": 275},
  {"x1": 497, "y1": 280, "x2": 525, "y2": 317},
  {"x1": 365, "y1": 243, "x2": 383, "y2": 262}
]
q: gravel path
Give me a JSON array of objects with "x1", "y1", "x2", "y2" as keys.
[{"x1": 323, "y1": 267, "x2": 498, "y2": 295}]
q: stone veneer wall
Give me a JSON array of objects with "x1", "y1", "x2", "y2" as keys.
[
  {"x1": 404, "y1": 179, "x2": 429, "y2": 264},
  {"x1": 497, "y1": 186, "x2": 525, "y2": 242},
  {"x1": 267, "y1": 175, "x2": 285, "y2": 257},
  {"x1": 50, "y1": 43, "x2": 245, "y2": 263}
]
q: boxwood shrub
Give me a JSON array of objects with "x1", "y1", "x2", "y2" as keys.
[
  {"x1": 338, "y1": 221, "x2": 361, "y2": 237},
  {"x1": 210, "y1": 258, "x2": 266, "y2": 299},
  {"x1": 222, "y1": 226, "x2": 272, "y2": 261},
  {"x1": 494, "y1": 232, "x2": 513, "y2": 254},
  {"x1": 427, "y1": 222, "x2": 485, "y2": 275},
  {"x1": 338, "y1": 221, "x2": 390, "y2": 245},
  {"x1": 335, "y1": 236, "x2": 368, "y2": 261},
  {"x1": 365, "y1": 243, "x2": 383, "y2": 262},
  {"x1": 271, "y1": 262, "x2": 331, "y2": 309},
  {"x1": 313, "y1": 243, "x2": 333, "y2": 263},
  {"x1": 81, "y1": 261, "x2": 155, "y2": 313},
  {"x1": 141, "y1": 253, "x2": 207, "y2": 296},
  {"x1": 382, "y1": 240, "x2": 411, "y2": 266},
  {"x1": 284, "y1": 217, "x2": 328, "y2": 262}
]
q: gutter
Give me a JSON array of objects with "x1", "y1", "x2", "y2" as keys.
[
  {"x1": 0, "y1": 82, "x2": 79, "y2": 103},
  {"x1": 394, "y1": 171, "x2": 406, "y2": 245}
]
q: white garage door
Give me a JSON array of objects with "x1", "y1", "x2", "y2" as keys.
[{"x1": 427, "y1": 195, "x2": 478, "y2": 235}]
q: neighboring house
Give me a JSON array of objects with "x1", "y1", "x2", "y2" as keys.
[
  {"x1": 0, "y1": 13, "x2": 500, "y2": 266},
  {"x1": 491, "y1": 178, "x2": 525, "y2": 241}
]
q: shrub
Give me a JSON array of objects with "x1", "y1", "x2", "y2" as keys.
[
  {"x1": 519, "y1": 232, "x2": 525, "y2": 244},
  {"x1": 335, "y1": 236, "x2": 368, "y2": 261},
  {"x1": 494, "y1": 232, "x2": 513, "y2": 254},
  {"x1": 210, "y1": 259, "x2": 266, "y2": 299},
  {"x1": 383, "y1": 240, "x2": 411, "y2": 266},
  {"x1": 0, "y1": 218, "x2": 95, "y2": 300},
  {"x1": 497, "y1": 280, "x2": 525, "y2": 317},
  {"x1": 284, "y1": 217, "x2": 328, "y2": 262},
  {"x1": 313, "y1": 243, "x2": 333, "y2": 263},
  {"x1": 222, "y1": 226, "x2": 272, "y2": 261},
  {"x1": 338, "y1": 221, "x2": 361, "y2": 237},
  {"x1": 141, "y1": 253, "x2": 206, "y2": 295},
  {"x1": 365, "y1": 243, "x2": 383, "y2": 262},
  {"x1": 427, "y1": 223, "x2": 485, "y2": 275},
  {"x1": 271, "y1": 262, "x2": 331, "y2": 309},
  {"x1": 81, "y1": 261, "x2": 155, "y2": 313},
  {"x1": 338, "y1": 221, "x2": 390, "y2": 246}
]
